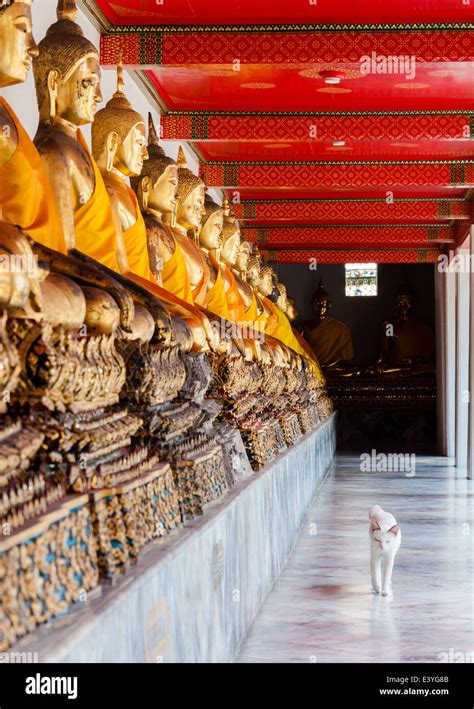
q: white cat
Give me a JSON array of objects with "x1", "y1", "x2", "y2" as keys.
[{"x1": 369, "y1": 505, "x2": 401, "y2": 596}]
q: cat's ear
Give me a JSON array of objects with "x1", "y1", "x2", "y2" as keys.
[
  {"x1": 389, "y1": 524, "x2": 400, "y2": 535},
  {"x1": 370, "y1": 519, "x2": 380, "y2": 531}
]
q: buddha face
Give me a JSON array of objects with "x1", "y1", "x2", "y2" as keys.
[
  {"x1": 115, "y1": 123, "x2": 148, "y2": 177},
  {"x1": 0, "y1": 3, "x2": 38, "y2": 87},
  {"x1": 221, "y1": 232, "x2": 241, "y2": 266},
  {"x1": 52, "y1": 56, "x2": 102, "y2": 126},
  {"x1": 176, "y1": 184, "x2": 205, "y2": 230},
  {"x1": 247, "y1": 261, "x2": 260, "y2": 286},
  {"x1": 313, "y1": 294, "x2": 330, "y2": 320},
  {"x1": 235, "y1": 247, "x2": 250, "y2": 274},
  {"x1": 148, "y1": 164, "x2": 178, "y2": 214},
  {"x1": 258, "y1": 271, "x2": 274, "y2": 297},
  {"x1": 200, "y1": 210, "x2": 223, "y2": 251}
]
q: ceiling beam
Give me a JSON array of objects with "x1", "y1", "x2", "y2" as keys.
[
  {"x1": 264, "y1": 247, "x2": 441, "y2": 263},
  {"x1": 100, "y1": 26, "x2": 472, "y2": 66},
  {"x1": 162, "y1": 111, "x2": 473, "y2": 142},
  {"x1": 203, "y1": 160, "x2": 474, "y2": 189},
  {"x1": 242, "y1": 224, "x2": 454, "y2": 245},
  {"x1": 233, "y1": 199, "x2": 470, "y2": 222}
]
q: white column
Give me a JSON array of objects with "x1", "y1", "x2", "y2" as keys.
[
  {"x1": 468, "y1": 229, "x2": 474, "y2": 479},
  {"x1": 436, "y1": 261, "x2": 456, "y2": 459},
  {"x1": 435, "y1": 267, "x2": 446, "y2": 454},
  {"x1": 455, "y1": 247, "x2": 470, "y2": 470}
]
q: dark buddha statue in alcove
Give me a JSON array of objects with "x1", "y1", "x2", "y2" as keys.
[
  {"x1": 368, "y1": 281, "x2": 436, "y2": 377},
  {"x1": 303, "y1": 281, "x2": 358, "y2": 377}
]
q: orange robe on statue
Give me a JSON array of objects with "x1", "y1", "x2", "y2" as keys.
[
  {"x1": 242, "y1": 292, "x2": 259, "y2": 323},
  {"x1": 75, "y1": 131, "x2": 120, "y2": 271},
  {"x1": 223, "y1": 265, "x2": 245, "y2": 323},
  {"x1": 121, "y1": 187, "x2": 155, "y2": 282},
  {"x1": 0, "y1": 98, "x2": 66, "y2": 253},
  {"x1": 161, "y1": 231, "x2": 195, "y2": 306},
  {"x1": 206, "y1": 254, "x2": 230, "y2": 319},
  {"x1": 265, "y1": 299, "x2": 316, "y2": 362}
]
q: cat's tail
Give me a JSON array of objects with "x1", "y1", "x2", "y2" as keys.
[{"x1": 369, "y1": 505, "x2": 383, "y2": 520}]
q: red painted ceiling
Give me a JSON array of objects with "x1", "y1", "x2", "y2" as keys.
[
  {"x1": 93, "y1": 0, "x2": 474, "y2": 261},
  {"x1": 147, "y1": 64, "x2": 474, "y2": 113}
]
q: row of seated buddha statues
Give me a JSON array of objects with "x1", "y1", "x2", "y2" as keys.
[
  {"x1": 0, "y1": 0, "x2": 331, "y2": 651},
  {"x1": 302, "y1": 280, "x2": 435, "y2": 379}
]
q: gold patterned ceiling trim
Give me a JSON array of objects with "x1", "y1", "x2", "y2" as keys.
[
  {"x1": 104, "y1": 22, "x2": 474, "y2": 34},
  {"x1": 241, "y1": 223, "x2": 455, "y2": 229},
  {"x1": 162, "y1": 110, "x2": 474, "y2": 116},
  {"x1": 208, "y1": 159, "x2": 474, "y2": 166},
  {"x1": 233, "y1": 197, "x2": 468, "y2": 203}
]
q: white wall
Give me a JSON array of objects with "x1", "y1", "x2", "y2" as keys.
[{"x1": 0, "y1": 0, "x2": 221, "y2": 201}]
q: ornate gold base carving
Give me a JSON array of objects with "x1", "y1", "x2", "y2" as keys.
[
  {"x1": 89, "y1": 463, "x2": 181, "y2": 579},
  {"x1": 0, "y1": 494, "x2": 99, "y2": 652},
  {"x1": 8, "y1": 319, "x2": 125, "y2": 413}
]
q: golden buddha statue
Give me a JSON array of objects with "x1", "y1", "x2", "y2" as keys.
[
  {"x1": 168, "y1": 147, "x2": 209, "y2": 307},
  {"x1": 197, "y1": 190, "x2": 230, "y2": 320},
  {"x1": 370, "y1": 282, "x2": 435, "y2": 377},
  {"x1": 92, "y1": 60, "x2": 151, "y2": 280},
  {"x1": 231, "y1": 241, "x2": 259, "y2": 322},
  {"x1": 304, "y1": 280, "x2": 357, "y2": 377},
  {"x1": 0, "y1": 0, "x2": 65, "y2": 253},
  {"x1": 218, "y1": 203, "x2": 248, "y2": 323},
  {"x1": 32, "y1": 0, "x2": 118, "y2": 263}
]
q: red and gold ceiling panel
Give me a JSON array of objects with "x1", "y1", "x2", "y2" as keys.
[
  {"x1": 95, "y1": 0, "x2": 472, "y2": 26},
  {"x1": 242, "y1": 224, "x2": 454, "y2": 246},
  {"x1": 233, "y1": 199, "x2": 470, "y2": 223},
  {"x1": 231, "y1": 188, "x2": 469, "y2": 200},
  {"x1": 203, "y1": 161, "x2": 474, "y2": 189},
  {"x1": 265, "y1": 248, "x2": 442, "y2": 264},
  {"x1": 101, "y1": 29, "x2": 472, "y2": 66},
  {"x1": 162, "y1": 112, "x2": 473, "y2": 142}
]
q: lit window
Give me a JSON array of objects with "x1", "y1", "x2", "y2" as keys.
[{"x1": 345, "y1": 263, "x2": 377, "y2": 297}]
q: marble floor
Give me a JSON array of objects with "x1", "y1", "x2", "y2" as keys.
[{"x1": 236, "y1": 455, "x2": 474, "y2": 663}]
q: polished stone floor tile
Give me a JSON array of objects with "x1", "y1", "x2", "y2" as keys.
[{"x1": 236, "y1": 455, "x2": 473, "y2": 663}]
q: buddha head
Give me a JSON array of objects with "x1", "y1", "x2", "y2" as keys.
[
  {"x1": 175, "y1": 146, "x2": 205, "y2": 231},
  {"x1": 92, "y1": 61, "x2": 148, "y2": 177},
  {"x1": 199, "y1": 192, "x2": 223, "y2": 251},
  {"x1": 0, "y1": 0, "x2": 38, "y2": 88},
  {"x1": 257, "y1": 265, "x2": 274, "y2": 297},
  {"x1": 235, "y1": 241, "x2": 251, "y2": 277},
  {"x1": 394, "y1": 281, "x2": 414, "y2": 321},
  {"x1": 33, "y1": 0, "x2": 102, "y2": 126},
  {"x1": 247, "y1": 253, "x2": 262, "y2": 288},
  {"x1": 131, "y1": 114, "x2": 178, "y2": 216},
  {"x1": 312, "y1": 280, "x2": 331, "y2": 320},
  {"x1": 220, "y1": 199, "x2": 241, "y2": 266}
]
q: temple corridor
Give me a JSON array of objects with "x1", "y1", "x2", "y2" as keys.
[{"x1": 236, "y1": 455, "x2": 474, "y2": 663}]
